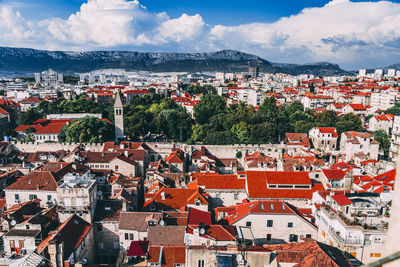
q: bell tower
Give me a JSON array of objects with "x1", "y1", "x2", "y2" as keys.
[{"x1": 114, "y1": 92, "x2": 124, "y2": 142}]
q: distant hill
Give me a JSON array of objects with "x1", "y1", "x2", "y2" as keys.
[
  {"x1": 271, "y1": 62, "x2": 350, "y2": 76},
  {"x1": 0, "y1": 46, "x2": 350, "y2": 76}
]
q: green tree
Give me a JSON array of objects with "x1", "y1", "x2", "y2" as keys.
[
  {"x1": 385, "y1": 102, "x2": 400, "y2": 116},
  {"x1": 194, "y1": 94, "x2": 226, "y2": 124},
  {"x1": 315, "y1": 110, "x2": 338, "y2": 127},
  {"x1": 58, "y1": 117, "x2": 114, "y2": 143},
  {"x1": 336, "y1": 113, "x2": 364, "y2": 135},
  {"x1": 373, "y1": 129, "x2": 391, "y2": 157},
  {"x1": 18, "y1": 109, "x2": 42, "y2": 125},
  {"x1": 231, "y1": 122, "x2": 250, "y2": 143}
]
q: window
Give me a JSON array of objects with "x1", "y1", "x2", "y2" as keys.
[
  {"x1": 129, "y1": 233, "x2": 134, "y2": 240},
  {"x1": 198, "y1": 260, "x2": 205, "y2": 267},
  {"x1": 10, "y1": 240, "x2": 15, "y2": 250},
  {"x1": 289, "y1": 234, "x2": 298, "y2": 242},
  {"x1": 15, "y1": 194, "x2": 19, "y2": 200},
  {"x1": 266, "y1": 234, "x2": 272, "y2": 241},
  {"x1": 47, "y1": 195, "x2": 52, "y2": 201},
  {"x1": 26, "y1": 225, "x2": 30, "y2": 230},
  {"x1": 115, "y1": 165, "x2": 119, "y2": 171},
  {"x1": 315, "y1": 174, "x2": 319, "y2": 178},
  {"x1": 125, "y1": 233, "x2": 129, "y2": 240},
  {"x1": 270, "y1": 204, "x2": 274, "y2": 210},
  {"x1": 306, "y1": 234, "x2": 312, "y2": 238},
  {"x1": 29, "y1": 194, "x2": 37, "y2": 200},
  {"x1": 267, "y1": 220, "x2": 273, "y2": 227},
  {"x1": 246, "y1": 221, "x2": 252, "y2": 227},
  {"x1": 288, "y1": 222, "x2": 293, "y2": 228},
  {"x1": 234, "y1": 193, "x2": 238, "y2": 200},
  {"x1": 175, "y1": 264, "x2": 184, "y2": 267}
]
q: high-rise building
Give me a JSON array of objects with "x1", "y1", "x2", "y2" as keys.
[
  {"x1": 114, "y1": 93, "x2": 124, "y2": 142},
  {"x1": 388, "y1": 69, "x2": 396, "y2": 77},
  {"x1": 34, "y1": 73, "x2": 41, "y2": 84},
  {"x1": 248, "y1": 61, "x2": 260, "y2": 78},
  {"x1": 374, "y1": 69, "x2": 383, "y2": 78}
]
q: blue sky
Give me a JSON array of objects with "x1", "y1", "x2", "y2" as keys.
[{"x1": 1, "y1": 0, "x2": 400, "y2": 69}]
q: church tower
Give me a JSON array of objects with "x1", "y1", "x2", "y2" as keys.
[{"x1": 114, "y1": 92, "x2": 124, "y2": 142}]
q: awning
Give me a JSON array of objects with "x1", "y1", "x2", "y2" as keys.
[{"x1": 127, "y1": 241, "x2": 149, "y2": 257}]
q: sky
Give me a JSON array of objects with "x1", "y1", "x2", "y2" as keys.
[{"x1": 1, "y1": 0, "x2": 400, "y2": 70}]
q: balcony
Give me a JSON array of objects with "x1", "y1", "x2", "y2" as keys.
[{"x1": 328, "y1": 227, "x2": 363, "y2": 246}]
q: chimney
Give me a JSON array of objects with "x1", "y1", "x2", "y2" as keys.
[
  {"x1": 161, "y1": 191, "x2": 166, "y2": 200},
  {"x1": 48, "y1": 242, "x2": 57, "y2": 267},
  {"x1": 120, "y1": 143, "x2": 124, "y2": 149},
  {"x1": 124, "y1": 150, "x2": 129, "y2": 157},
  {"x1": 56, "y1": 241, "x2": 64, "y2": 267}
]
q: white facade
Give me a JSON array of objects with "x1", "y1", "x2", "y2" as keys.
[
  {"x1": 340, "y1": 132, "x2": 380, "y2": 162},
  {"x1": 317, "y1": 207, "x2": 387, "y2": 264},
  {"x1": 370, "y1": 92, "x2": 397, "y2": 110}
]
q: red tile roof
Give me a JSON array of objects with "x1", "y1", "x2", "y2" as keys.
[
  {"x1": 331, "y1": 194, "x2": 353, "y2": 206},
  {"x1": 322, "y1": 169, "x2": 345, "y2": 180},
  {"x1": 37, "y1": 214, "x2": 92, "y2": 260},
  {"x1": 147, "y1": 245, "x2": 186, "y2": 266},
  {"x1": 191, "y1": 173, "x2": 245, "y2": 190},
  {"x1": 127, "y1": 241, "x2": 149, "y2": 257},
  {"x1": 6, "y1": 171, "x2": 59, "y2": 191},
  {"x1": 314, "y1": 127, "x2": 338, "y2": 138},
  {"x1": 264, "y1": 240, "x2": 352, "y2": 267},
  {"x1": 246, "y1": 171, "x2": 316, "y2": 200}
]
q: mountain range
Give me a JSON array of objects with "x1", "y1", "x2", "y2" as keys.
[{"x1": 0, "y1": 46, "x2": 358, "y2": 77}]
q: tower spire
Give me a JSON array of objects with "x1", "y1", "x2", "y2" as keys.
[{"x1": 114, "y1": 92, "x2": 124, "y2": 142}]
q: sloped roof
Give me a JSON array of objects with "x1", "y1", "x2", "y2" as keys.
[
  {"x1": 147, "y1": 226, "x2": 186, "y2": 246},
  {"x1": 191, "y1": 173, "x2": 246, "y2": 190},
  {"x1": 264, "y1": 240, "x2": 352, "y2": 267},
  {"x1": 37, "y1": 214, "x2": 92, "y2": 260},
  {"x1": 6, "y1": 171, "x2": 59, "y2": 191},
  {"x1": 322, "y1": 169, "x2": 345, "y2": 180}
]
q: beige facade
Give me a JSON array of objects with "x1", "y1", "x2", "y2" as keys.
[
  {"x1": 56, "y1": 173, "x2": 97, "y2": 223},
  {"x1": 317, "y1": 206, "x2": 387, "y2": 264},
  {"x1": 186, "y1": 246, "x2": 278, "y2": 267},
  {"x1": 233, "y1": 213, "x2": 317, "y2": 245}
]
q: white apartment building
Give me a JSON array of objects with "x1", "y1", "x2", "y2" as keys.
[
  {"x1": 309, "y1": 127, "x2": 338, "y2": 152},
  {"x1": 390, "y1": 116, "x2": 400, "y2": 160},
  {"x1": 370, "y1": 92, "x2": 397, "y2": 110},
  {"x1": 57, "y1": 171, "x2": 97, "y2": 223},
  {"x1": 340, "y1": 132, "x2": 380, "y2": 162},
  {"x1": 369, "y1": 114, "x2": 394, "y2": 134},
  {"x1": 317, "y1": 206, "x2": 387, "y2": 264},
  {"x1": 217, "y1": 200, "x2": 317, "y2": 245},
  {"x1": 301, "y1": 95, "x2": 334, "y2": 109}
]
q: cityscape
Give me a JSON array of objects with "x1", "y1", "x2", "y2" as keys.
[{"x1": 0, "y1": 0, "x2": 400, "y2": 267}]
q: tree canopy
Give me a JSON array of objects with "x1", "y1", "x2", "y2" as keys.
[{"x1": 58, "y1": 117, "x2": 114, "y2": 143}]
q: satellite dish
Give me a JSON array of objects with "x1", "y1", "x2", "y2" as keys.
[
  {"x1": 199, "y1": 228, "x2": 206, "y2": 235},
  {"x1": 97, "y1": 191, "x2": 103, "y2": 196},
  {"x1": 10, "y1": 220, "x2": 16, "y2": 226},
  {"x1": 81, "y1": 258, "x2": 88, "y2": 265},
  {"x1": 159, "y1": 220, "x2": 165, "y2": 226}
]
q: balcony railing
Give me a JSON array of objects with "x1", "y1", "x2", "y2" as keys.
[{"x1": 328, "y1": 227, "x2": 364, "y2": 246}]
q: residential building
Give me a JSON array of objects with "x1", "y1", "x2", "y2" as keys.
[
  {"x1": 369, "y1": 114, "x2": 394, "y2": 134},
  {"x1": 340, "y1": 132, "x2": 380, "y2": 162},
  {"x1": 309, "y1": 127, "x2": 338, "y2": 152},
  {"x1": 56, "y1": 170, "x2": 97, "y2": 223},
  {"x1": 216, "y1": 200, "x2": 317, "y2": 245}
]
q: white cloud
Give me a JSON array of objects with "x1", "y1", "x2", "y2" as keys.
[
  {"x1": 209, "y1": 0, "x2": 400, "y2": 68},
  {"x1": 1, "y1": 0, "x2": 400, "y2": 68}
]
